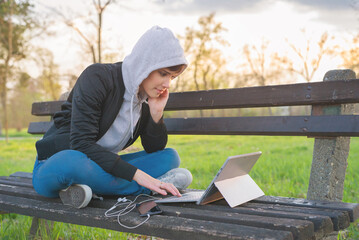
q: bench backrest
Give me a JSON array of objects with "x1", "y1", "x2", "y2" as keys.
[{"x1": 29, "y1": 79, "x2": 359, "y2": 137}]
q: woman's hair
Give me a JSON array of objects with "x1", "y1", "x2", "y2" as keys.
[{"x1": 166, "y1": 64, "x2": 186, "y2": 73}]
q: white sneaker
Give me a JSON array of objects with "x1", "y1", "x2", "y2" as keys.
[
  {"x1": 157, "y1": 168, "x2": 193, "y2": 191},
  {"x1": 59, "y1": 184, "x2": 92, "y2": 208}
]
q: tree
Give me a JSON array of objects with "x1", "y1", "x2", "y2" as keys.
[
  {"x1": 285, "y1": 30, "x2": 336, "y2": 83},
  {"x1": 341, "y1": 34, "x2": 359, "y2": 77},
  {"x1": 35, "y1": 48, "x2": 61, "y2": 100},
  {"x1": 8, "y1": 71, "x2": 39, "y2": 130},
  {"x1": 0, "y1": 0, "x2": 33, "y2": 142},
  {"x1": 177, "y1": 13, "x2": 230, "y2": 92},
  {"x1": 51, "y1": 0, "x2": 115, "y2": 64},
  {"x1": 241, "y1": 39, "x2": 286, "y2": 87},
  {"x1": 241, "y1": 39, "x2": 287, "y2": 116}
]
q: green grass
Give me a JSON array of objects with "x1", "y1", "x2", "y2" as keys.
[
  {"x1": 0, "y1": 128, "x2": 33, "y2": 138},
  {"x1": 0, "y1": 131, "x2": 358, "y2": 239}
]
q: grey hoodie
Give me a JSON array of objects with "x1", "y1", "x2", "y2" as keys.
[{"x1": 97, "y1": 26, "x2": 188, "y2": 153}]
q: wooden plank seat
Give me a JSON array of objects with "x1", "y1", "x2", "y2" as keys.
[
  {"x1": 1, "y1": 70, "x2": 359, "y2": 239},
  {"x1": 0, "y1": 172, "x2": 358, "y2": 240}
]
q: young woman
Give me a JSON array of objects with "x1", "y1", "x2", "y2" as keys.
[{"x1": 32, "y1": 26, "x2": 192, "y2": 208}]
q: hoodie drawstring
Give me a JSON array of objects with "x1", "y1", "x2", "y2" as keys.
[{"x1": 130, "y1": 95, "x2": 134, "y2": 139}]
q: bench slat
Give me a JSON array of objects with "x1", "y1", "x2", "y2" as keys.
[
  {"x1": 165, "y1": 115, "x2": 359, "y2": 136},
  {"x1": 9, "y1": 171, "x2": 33, "y2": 179},
  {"x1": 0, "y1": 175, "x2": 33, "y2": 184},
  {"x1": 0, "y1": 183, "x2": 54, "y2": 202},
  {"x1": 183, "y1": 200, "x2": 343, "y2": 233},
  {"x1": 240, "y1": 202, "x2": 347, "y2": 231},
  {"x1": 31, "y1": 79, "x2": 359, "y2": 116},
  {"x1": 159, "y1": 204, "x2": 314, "y2": 240},
  {"x1": 255, "y1": 195, "x2": 359, "y2": 222},
  {"x1": 0, "y1": 178, "x2": 33, "y2": 188},
  {"x1": 0, "y1": 193, "x2": 294, "y2": 240},
  {"x1": 167, "y1": 79, "x2": 359, "y2": 110},
  {"x1": 28, "y1": 122, "x2": 52, "y2": 134},
  {"x1": 31, "y1": 101, "x2": 63, "y2": 116},
  {"x1": 28, "y1": 115, "x2": 359, "y2": 136},
  {"x1": 213, "y1": 200, "x2": 347, "y2": 231}
]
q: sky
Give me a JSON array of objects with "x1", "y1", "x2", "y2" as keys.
[{"x1": 32, "y1": 0, "x2": 359, "y2": 83}]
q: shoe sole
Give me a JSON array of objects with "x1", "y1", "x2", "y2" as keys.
[{"x1": 59, "y1": 184, "x2": 92, "y2": 208}]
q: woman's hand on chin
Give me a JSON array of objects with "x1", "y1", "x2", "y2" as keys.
[{"x1": 148, "y1": 88, "x2": 169, "y2": 123}]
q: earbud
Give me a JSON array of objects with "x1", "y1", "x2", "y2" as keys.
[{"x1": 117, "y1": 197, "x2": 128, "y2": 203}]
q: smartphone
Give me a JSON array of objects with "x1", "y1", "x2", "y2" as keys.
[{"x1": 136, "y1": 201, "x2": 163, "y2": 217}]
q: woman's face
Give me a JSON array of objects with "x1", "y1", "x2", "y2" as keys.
[{"x1": 140, "y1": 68, "x2": 181, "y2": 98}]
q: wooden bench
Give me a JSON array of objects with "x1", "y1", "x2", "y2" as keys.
[{"x1": 1, "y1": 69, "x2": 359, "y2": 239}]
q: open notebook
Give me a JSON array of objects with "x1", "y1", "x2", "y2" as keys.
[{"x1": 155, "y1": 152, "x2": 264, "y2": 208}]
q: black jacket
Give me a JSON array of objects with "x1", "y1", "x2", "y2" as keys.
[{"x1": 35, "y1": 62, "x2": 168, "y2": 181}]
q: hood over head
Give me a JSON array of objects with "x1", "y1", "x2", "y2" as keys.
[{"x1": 122, "y1": 26, "x2": 188, "y2": 98}]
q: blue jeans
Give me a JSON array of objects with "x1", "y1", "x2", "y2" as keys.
[{"x1": 32, "y1": 148, "x2": 180, "y2": 198}]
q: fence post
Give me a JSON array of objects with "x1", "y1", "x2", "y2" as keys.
[{"x1": 307, "y1": 69, "x2": 356, "y2": 202}]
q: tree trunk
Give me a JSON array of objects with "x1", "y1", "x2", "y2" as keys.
[
  {"x1": 192, "y1": 62, "x2": 203, "y2": 117},
  {"x1": 2, "y1": 0, "x2": 14, "y2": 143},
  {"x1": 267, "y1": 107, "x2": 273, "y2": 116},
  {"x1": 1, "y1": 84, "x2": 8, "y2": 143},
  {"x1": 97, "y1": 9, "x2": 102, "y2": 63}
]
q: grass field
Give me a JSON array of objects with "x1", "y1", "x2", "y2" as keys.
[{"x1": 0, "y1": 130, "x2": 358, "y2": 239}]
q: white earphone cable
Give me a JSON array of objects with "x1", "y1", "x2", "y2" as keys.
[{"x1": 104, "y1": 194, "x2": 161, "y2": 229}]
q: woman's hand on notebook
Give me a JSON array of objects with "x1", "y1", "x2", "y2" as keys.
[{"x1": 133, "y1": 169, "x2": 182, "y2": 197}]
